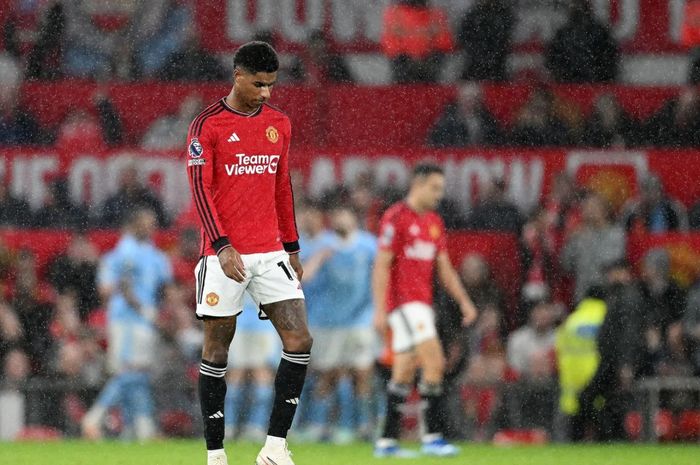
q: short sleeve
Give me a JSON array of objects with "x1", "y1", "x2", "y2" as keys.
[
  {"x1": 97, "y1": 252, "x2": 118, "y2": 289},
  {"x1": 378, "y1": 214, "x2": 401, "y2": 254}
]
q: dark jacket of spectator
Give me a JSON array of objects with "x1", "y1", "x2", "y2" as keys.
[
  {"x1": 581, "y1": 94, "x2": 638, "y2": 148},
  {"x1": 158, "y1": 34, "x2": 226, "y2": 81},
  {"x1": 101, "y1": 168, "x2": 169, "y2": 228},
  {"x1": 428, "y1": 84, "x2": 502, "y2": 147},
  {"x1": 95, "y1": 93, "x2": 123, "y2": 146},
  {"x1": 26, "y1": 2, "x2": 65, "y2": 80},
  {"x1": 47, "y1": 235, "x2": 100, "y2": 319},
  {"x1": 296, "y1": 30, "x2": 353, "y2": 84},
  {"x1": 509, "y1": 89, "x2": 570, "y2": 147},
  {"x1": 620, "y1": 175, "x2": 688, "y2": 233},
  {"x1": 33, "y1": 179, "x2": 90, "y2": 230},
  {"x1": 467, "y1": 178, "x2": 524, "y2": 234},
  {"x1": 642, "y1": 88, "x2": 700, "y2": 147},
  {"x1": 457, "y1": 0, "x2": 514, "y2": 81},
  {"x1": 545, "y1": 0, "x2": 619, "y2": 83},
  {"x1": 0, "y1": 183, "x2": 32, "y2": 227}
]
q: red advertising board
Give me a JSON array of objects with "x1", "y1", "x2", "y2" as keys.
[{"x1": 2, "y1": 148, "x2": 700, "y2": 217}]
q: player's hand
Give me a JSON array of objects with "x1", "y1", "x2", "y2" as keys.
[
  {"x1": 374, "y1": 309, "x2": 388, "y2": 336},
  {"x1": 460, "y1": 301, "x2": 478, "y2": 327},
  {"x1": 218, "y1": 247, "x2": 246, "y2": 282},
  {"x1": 289, "y1": 253, "x2": 304, "y2": 281}
]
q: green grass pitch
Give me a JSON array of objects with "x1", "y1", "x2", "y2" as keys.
[{"x1": 1, "y1": 440, "x2": 699, "y2": 465}]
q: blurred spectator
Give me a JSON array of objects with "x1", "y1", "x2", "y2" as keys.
[
  {"x1": 581, "y1": 94, "x2": 637, "y2": 148},
  {"x1": 11, "y1": 249, "x2": 54, "y2": 373},
  {"x1": 94, "y1": 90, "x2": 124, "y2": 146},
  {"x1": 100, "y1": 166, "x2": 169, "y2": 228},
  {"x1": 689, "y1": 200, "x2": 700, "y2": 230},
  {"x1": 458, "y1": 254, "x2": 505, "y2": 314},
  {"x1": 683, "y1": 278, "x2": 700, "y2": 373},
  {"x1": 457, "y1": 0, "x2": 514, "y2": 81},
  {"x1": 509, "y1": 88, "x2": 570, "y2": 147},
  {"x1": 543, "y1": 172, "x2": 582, "y2": 240},
  {"x1": 0, "y1": 300, "x2": 23, "y2": 359},
  {"x1": 141, "y1": 94, "x2": 202, "y2": 150},
  {"x1": 0, "y1": 53, "x2": 45, "y2": 145},
  {"x1": 158, "y1": 23, "x2": 226, "y2": 81},
  {"x1": 545, "y1": 0, "x2": 619, "y2": 83},
  {"x1": 297, "y1": 30, "x2": 353, "y2": 85},
  {"x1": 33, "y1": 178, "x2": 91, "y2": 230},
  {"x1": 681, "y1": 0, "x2": 700, "y2": 84},
  {"x1": 642, "y1": 87, "x2": 700, "y2": 147},
  {"x1": 47, "y1": 233, "x2": 100, "y2": 319},
  {"x1": 56, "y1": 109, "x2": 104, "y2": 152},
  {"x1": 520, "y1": 207, "x2": 557, "y2": 318},
  {"x1": 380, "y1": 0, "x2": 454, "y2": 83},
  {"x1": 503, "y1": 300, "x2": 557, "y2": 432},
  {"x1": 427, "y1": 83, "x2": 502, "y2": 147},
  {"x1": 0, "y1": 349, "x2": 30, "y2": 440},
  {"x1": 639, "y1": 249, "x2": 686, "y2": 337},
  {"x1": 0, "y1": 182, "x2": 32, "y2": 227},
  {"x1": 561, "y1": 192, "x2": 625, "y2": 302},
  {"x1": 620, "y1": 175, "x2": 688, "y2": 233},
  {"x1": 467, "y1": 177, "x2": 524, "y2": 234},
  {"x1": 26, "y1": 2, "x2": 65, "y2": 80},
  {"x1": 507, "y1": 301, "x2": 556, "y2": 380},
  {"x1": 63, "y1": 1, "x2": 191, "y2": 79}
]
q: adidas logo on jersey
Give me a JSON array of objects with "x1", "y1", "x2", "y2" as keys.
[
  {"x1": 208, "y1": 411, "x2": 224, "y2": 419},
  {"x1": 227, "y1": 132, "x2": 240, "y2": 142}
]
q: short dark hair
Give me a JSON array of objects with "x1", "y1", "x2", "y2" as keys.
[
  {"x1": 233, "y1": 41, "x2": 279, "y2": 74},
  {"x1": 411, "y1": 162, "x2": 443, "y2": 180}
]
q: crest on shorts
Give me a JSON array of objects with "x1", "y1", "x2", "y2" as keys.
[
  {"x1": 189, "y1": 138, "x2": 204, "y2": 158},
  {"x1": 206, "y1": 292, "x2": 219, "y2": 306},
  {"x1": 429, "y1": 224, "x2": 441, "y2": 240},
  {"x1": 266, "y1": 126, "x2": 279, "y2": 143}
]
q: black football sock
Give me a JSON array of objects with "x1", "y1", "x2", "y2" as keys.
[
  {"x1": 419, "y1": 382, "x2": 445, "y2": 436},
  {"x1": 199, "y1": 360, "x2": 228, "y2": 450},
  {"x1": 381, "y1": 382, "x2": 411, "y2": 440},
  {"x1": 267, "y1": 350, "x2": 310, "y2": 438}
]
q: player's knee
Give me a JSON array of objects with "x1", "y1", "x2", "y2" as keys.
[
  {"x1": 282, "y1": 330, "x2": 313, "y2": 353},
  {"x1": 202, "y1": 342, "x2": 229, "y2": 365}
]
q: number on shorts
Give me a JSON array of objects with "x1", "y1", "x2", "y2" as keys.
[{"x1": 277, "y1": 261, "x2": 294, "y2": 281}]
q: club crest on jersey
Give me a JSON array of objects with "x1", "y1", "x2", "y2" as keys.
[
  {"x1": 429, "y1": 224, "x2": 441, "y2": 240},
  {"x1": 189, "y1": 138, "x2": 204, "y2": 158},
  {"x1": 206, "y1": 292, "x2": 219, "y2": 306},
  {"x1": 266, "y1": 126, "x2": 279, "y2": 143}
]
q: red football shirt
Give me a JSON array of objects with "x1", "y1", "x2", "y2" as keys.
[
  {"x1": 186, "y1": 98, "x2": 299, "y2": 256},
  {"x1": 378, "y1": 202, "x2": 447, "y2": 312}
]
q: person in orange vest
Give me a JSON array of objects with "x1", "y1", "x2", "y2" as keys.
[
  {"x1": 681, "y1": 0, "x2": 700, "y2": 83},
  {"x1": 380, "y1": 0, "x2": 454, "y2": 83}
]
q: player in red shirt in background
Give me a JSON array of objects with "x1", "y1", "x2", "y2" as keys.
[
  {"x1": 373, "y1": 163, "x2": 478, "y2": 457},
  {"x1": 186, "y1": 42, "x2": 311, "y2": 465}
]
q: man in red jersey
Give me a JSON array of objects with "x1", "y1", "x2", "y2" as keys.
[
  {"x1": 186, "y1": 41, "x2": 310, "y2": 465},
  {"x1": 373, "y1": 163, "x2": 478, "y2": 457}
]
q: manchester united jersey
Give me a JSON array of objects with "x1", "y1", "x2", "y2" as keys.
[
  {"x1": 378, "y1": 202, "x2": 447, "y2": 312},
  {"x1": 186, "y1": 98, "x2": 299, "y2": 256}
]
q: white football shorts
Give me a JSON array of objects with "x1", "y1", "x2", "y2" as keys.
[
  {"x1": 194, "y1": 250, "x2": 305, "y2": 319},
  {"x1": 387, "y1": 301, "x2": 438, "y2": 353},
  {"x1": 311, "y1": 326, "x2": 377, "y2": 371}
]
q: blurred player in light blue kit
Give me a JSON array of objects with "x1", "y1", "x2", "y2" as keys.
[
  {"x1": 224, "y1": 294, "x2": 280, "y2": 441},
  {"x1": 82, "y1": 208, "x2": 172, "y2": 440},
  {"x1": 303, "y1": 204, "x2": 377, "y2": 443}
]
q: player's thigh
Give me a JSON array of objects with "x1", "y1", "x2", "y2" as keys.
[
  {"x1": 194, "y1": 255, "x2": 248, "y2": 318},
  {"x1": 310, "y1": 328, "x2": 344, "y2": 371},
  {"x1": 391, "y1": 351, "x2": 418, "y2": 384},
  {"x1": 246, "y1": 251, "x2": 305, "y2": 316},
  {"x1": 387, "y1": 301, "x2": 438, "y2": 353},
  {"x1": 228, "y1": 331, "x2": 277, "y2": 370},
  {"x1": 414, "y1": 337, "x2": 446, "y2": 378}
]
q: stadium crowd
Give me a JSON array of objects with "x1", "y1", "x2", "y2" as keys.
[{"x1": 1, "y1": 0, "x2": 700, "y2": 445}]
